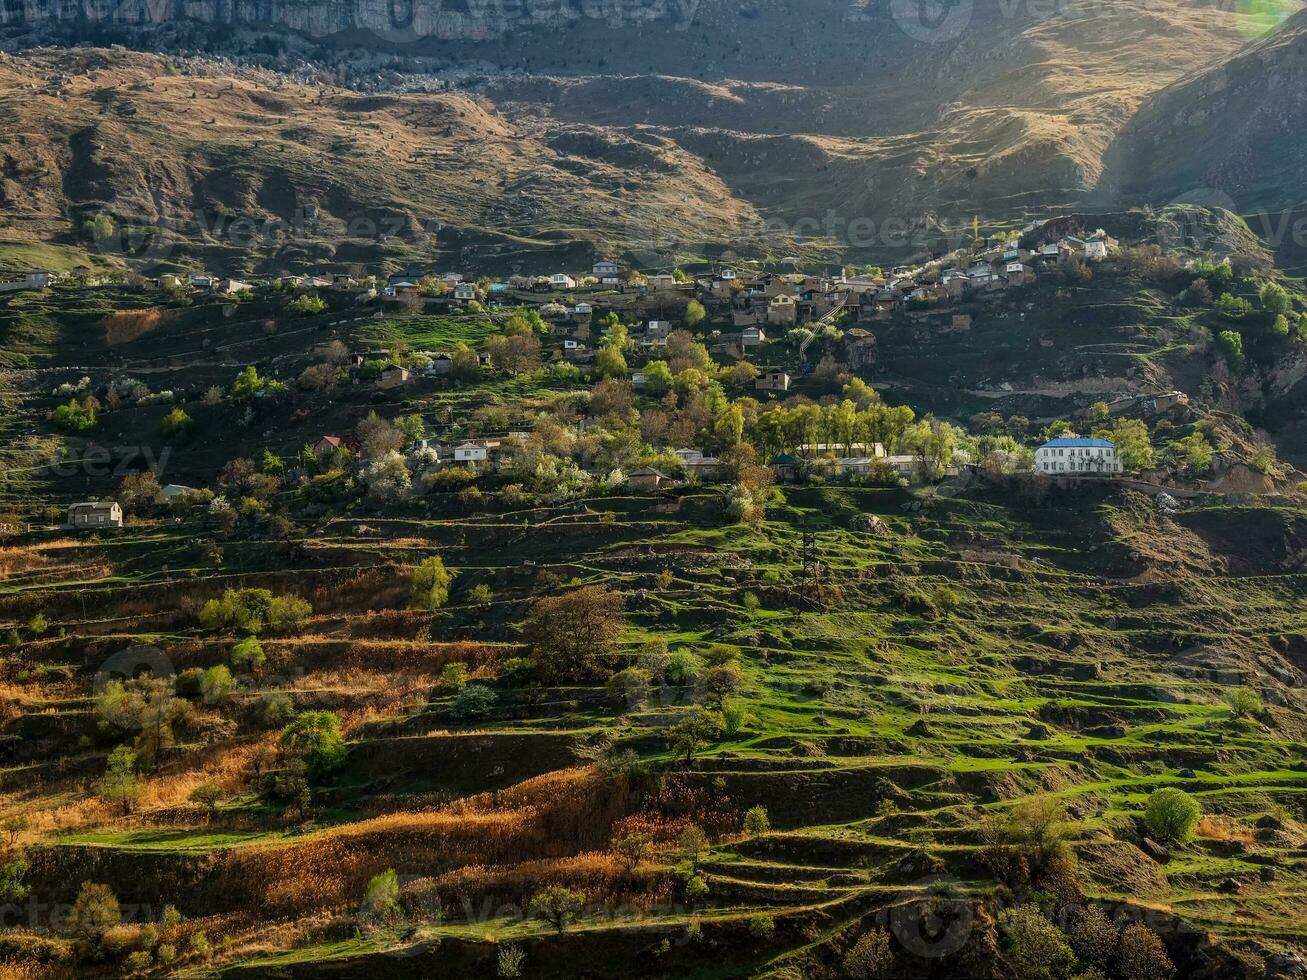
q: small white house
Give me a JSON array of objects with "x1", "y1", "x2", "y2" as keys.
[
  {"x1": 573, "y1": 302, "x2": 593, "y2": 316},
  {"x1": 453, "y1": 283, "x2": 476, "y2": 300},
  {"x1": 756, "y1": 370, "x2": 791, "y2": 393},
  {"x1": 454, "y1": 442, "x2": 489, "y2": 464},
  {"x1": 549, "y1": 273, "x2": 576, "y2": 290},
  {"x1": 68, "y1": 501, "x2": 123, "y2": 529},
  {"x1": 741, "y1": 326, "x2": 766, "y2": 348},
  {"x1": 1035, "y1": 437, "x2": 1121, "y2": 475},
  {"x1": 593, "y1": 261, "x2": 623, "y2": 277}
]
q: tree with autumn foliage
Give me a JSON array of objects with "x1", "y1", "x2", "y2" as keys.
[{"x1": 523, "y1": 585, "x2": 625, "y2": 681}]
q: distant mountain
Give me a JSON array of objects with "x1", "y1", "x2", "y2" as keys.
[
  {"x1": 1097, "y1": 7, "x2": 1307, "y2": 231},
  {"x1": 0, "y1": 0, "x2": 1300, "y2": 267}
]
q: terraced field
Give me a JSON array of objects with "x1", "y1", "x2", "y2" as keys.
[{"x1": 2, "y1": 473, "x2": 1305, "y2": 976}]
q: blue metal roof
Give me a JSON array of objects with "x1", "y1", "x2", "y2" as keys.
[{"x1": 1040, "y1": 437, "x2": 1114, "y2": 449}]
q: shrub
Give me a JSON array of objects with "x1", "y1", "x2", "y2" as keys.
[
  {"x1": 999, "y1": 905, "x2": 1075, "y2": 980},
  {"x1": 124, "y1": 950, "x2": 153, "y2": 975},
  {"x1": 1116, "y1": 924, "x2": 1175, "y2": 980},
  {"x1": 1144, "y1": 788, "x2": 1200, "y2": 843},
  {"x1": 606, "y1": 667, "x2": 652, "y2": 707},
  {"x1": 497, "y1": 657, "x2": 536, "y2": 687},
  {"x1": 664, "y1": 650, "x2": 701, "y2": 686},
  {"x1": 288, "y1": 293, "x2": 327, "y2": 316},
  {"x1": 743, "y1": 805, "x2": 770, "y2": 836},
  {"x1": 1066, "y1": 904, "x2": 1118, "y2": 969},
  {"x1": 980, "y1": 797, "x2": 1077, "y2": 891},
  {"x1": 844, "y1": 926, "x2": 895, "y2": 979},
  {"x1": 249, "y1": 692, "x2": 295, "y2": 728},
  {"x1": 747, "y1": 914, "x2": 775, "y2": 939},
  {"x1": 439, "y1": 663, "x2": 469, "y2": 691},
  {"x1": 497, "y1": 943, "x2": 526, "y2": 978},
  {"x1": 360, "y1": 868, "x2": 400, "y2": 922},
  {"x1": 230, "y1": 635, "x2": 265, "y2": 672},
  {"x1": 450, "y1": 684, "x2": 497, "y2": 719}
]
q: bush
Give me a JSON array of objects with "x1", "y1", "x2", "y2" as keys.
[
  {"x1": 747, "y1": 914, "x2": 775, "y2": 939},
  {"x1": 844, "y1": 926, "x2": 895, "y2": 979},
  {"x1": 360, "y1": 868, "x2": 399, "y2": 922},
  {"x1": 606, "y1": 667, "x2": 652, "y2": 707},
  {"x1": 1117, "y1": 924, "x2": 1175, "y2": 980},
  {"x1": 743, "y1": 805, "x2": 770, "y2": 836},
  {"x1": 450, "y1": 684, "x2": 497, "y2": 719},
  {"x1": 999, "y1": 905, "x2": 1075, "y2": 980},
  {"x1": 497, "y1": 943, "x2": 526, "y2": 978},
  {"x1": 439, "y1": 663, "x2": 469, "y2": 691},
  {"x1": 497, "y1": 657, "x2": 537, "y2": 687},
  {"x1": 1144, "y1": 788, "x2": 1200, "y2": 843},
  {"x1": 288, "y1": 294, "x2": 327, "y2": 316},
  {"x1": 1066, "y1": 904, "x2": 1118, "y2": 969}
]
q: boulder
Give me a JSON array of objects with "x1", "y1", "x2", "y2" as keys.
[{"x1": 1140, "y1": 838, "x2": 1171, "y2": 864}]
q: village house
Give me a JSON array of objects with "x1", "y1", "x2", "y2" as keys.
[
  {"x1": 756, "y1": 370, "x2": 792, "y2": 393},
  {"x1": 628, "y1": 466, "x2": 670, "y2": 491},
  {"x1": 67, "y1": 500, "x2": 123, "y2": 530},
  {"x1": 767, "y1": 294, "x2": 797, "y2": 327},
  {"x1": 684, "y1": 455, "x2": 723, "y2": 481},
  {"x1": 769, "y1": 454, "x2": 800, "y2": 482},
  {"x1": 0, "y1": 270, "x2": 56, "y2": 293},
  {"x1": 453, "y1": 283, "x2": 477, "y2": 301},
  {"x1": 645, "y1": 274, "x2": 678, "y2": 290},
  {"x1": 1035, "y1": 437, "x2": 1121, "y2": 475},
  {"x1": 549, "y1": 273, "x2": 577, "y2": 290},
  {"x1": 213, "y1": 278, "x2": 253, "y2": 295},
  {"x1": 378, "y1": 365, "x2": 410, "y2": 389},
  {"x1": 593, "y1": 261, "x2": 623, "y2": 278},
  {"x1": 454, "y1": 442, "x2": 489, "y2": 464},
  {"x1": 159, "y1": 484, "x2": 195, "y2": 499},
  {"x1": 741, "y1": 325, "x2": 766, "y2": 348}
]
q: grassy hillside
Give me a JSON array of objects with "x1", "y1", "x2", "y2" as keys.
[{"x1": 0, "y1": 248, "x2": 1305, "y2": 977}]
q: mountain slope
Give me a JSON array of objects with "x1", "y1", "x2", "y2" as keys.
[{"x1": 1097, "y1": 6, "x2": 1307, "y2": 220}]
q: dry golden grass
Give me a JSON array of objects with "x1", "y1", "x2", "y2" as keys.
[{"x1": 1195, "y1": 815, "x2": 1255, "y2": 845}]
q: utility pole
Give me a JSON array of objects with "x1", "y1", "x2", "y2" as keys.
[{"x1": 796, "y1": 522, "x2": 820, "y2": 617}]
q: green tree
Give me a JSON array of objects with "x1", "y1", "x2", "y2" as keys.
[
  {"x1": 642, "y1": 359, "x2": 673, "y2": 396},
  {"x1": 1259, "y1": 281, "x2": 1291, "y2": 317},
  {"x1": 410, "y1": 556, "x2": 455, "y2": 611},
  {"x1": 231, "y1": 635, "x2": 266, "y2": 672},
  {"x1": 1110, "y1": 417, "x2": 1154, "y2": 472},
  {"x1": 66, "y1": 882, "x2": 121, "y2": 939},
  {"x1": 529, "y1": 886, "x2": 585, "y2": 934},
  {"x1": 200, "y1": 665, "x2": 235, "y2": 704},
  {"x1": 1216, "y1": 330, "x2": 1245, "y2": 371},
  {"x1": 1168, "y1": 431, "x2": 1212, "y2": 474},
  {"x1": 685, "y1": 299, "x2": 706, "y2": 327},
  {"x1": 1226, "y1": 687, "x2": 1262, "y2": 719},
  {"x1": 280, "y1": 710, "x2": 347, "y2": 780},
  {"x1": 97, "y1": 746, "x2": 141, "y2": 814},
  {"x1": 190, "y1": 781, "x2": 225, "y2": 819},
  {"x1": 596, "y1": 344, "x2": 628, "y2": 379},
  {"x1": 1144, "y1": 788, "x2": 1200, "y2": 843},
  {"x1": 743, "y1": 806, "x2": 770, "y2": 836},
  {"x1": 669, "y1": 707, "x2": 721, "y2": 766}
]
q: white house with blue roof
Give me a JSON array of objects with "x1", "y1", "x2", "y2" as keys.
[{"x1": 1036, "y1": 436, "x2": 1121, "y2": 475}]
